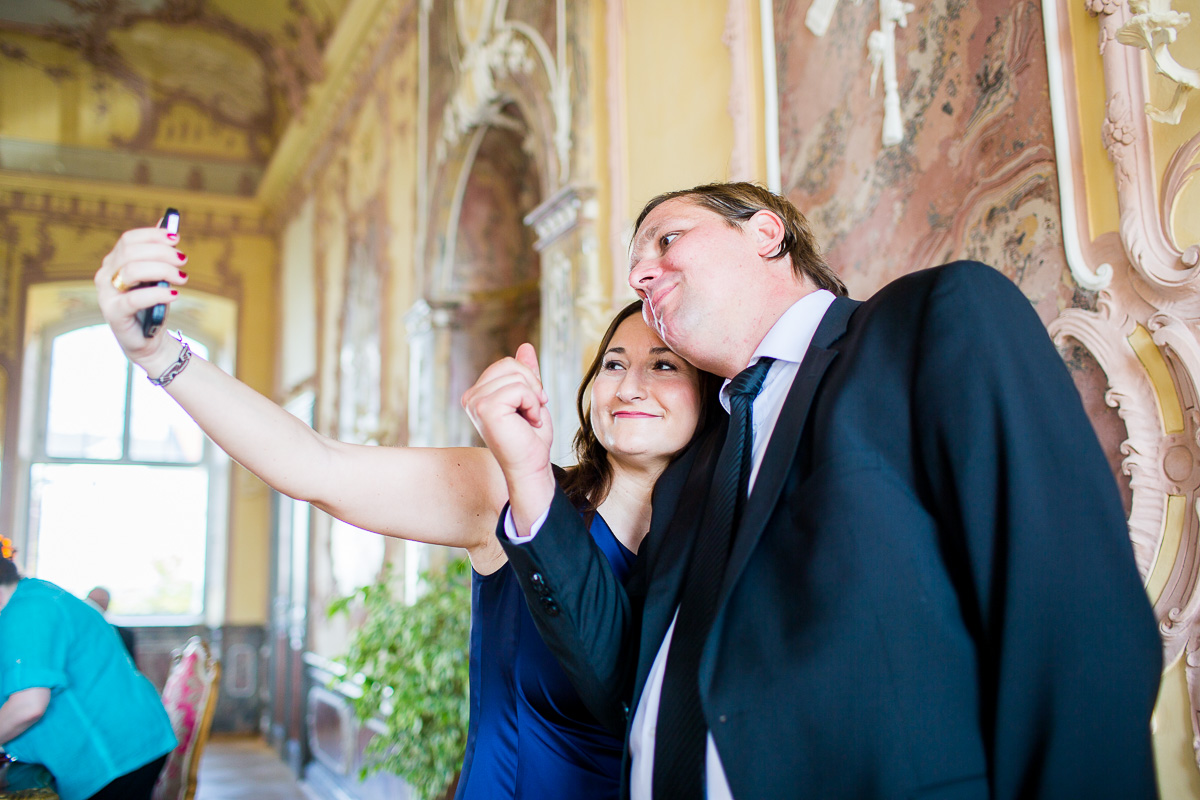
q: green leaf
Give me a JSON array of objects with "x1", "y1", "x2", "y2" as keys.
[{"x1": 329, "y1": 560, "x2": 472, "y2": 800}]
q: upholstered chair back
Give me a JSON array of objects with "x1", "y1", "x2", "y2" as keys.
[{"x1": 151, "y1": 637, "x2": 221, "y2": 800}]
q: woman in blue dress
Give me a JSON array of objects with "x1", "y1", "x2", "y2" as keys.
[{"x1": 95, "y1": 227, "x2": 719, "y2": 799}]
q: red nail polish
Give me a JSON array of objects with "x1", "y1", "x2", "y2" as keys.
[
  {"x1": 178, "y1": 270, "x2": 188, "y2": 279},
  {"x1": 166, "y1": 233, "x2": 179, "y2": 240},
  {"x1": 176, "y1": 252, "x2": 187, "y2": 261},
  {"x1": 170, "y1": 290, "x2": 178, "y2": 296}
]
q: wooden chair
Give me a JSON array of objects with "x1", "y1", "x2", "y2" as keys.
[{"x1": 151, "y1": 637, "x2": 220, "y2": 800}]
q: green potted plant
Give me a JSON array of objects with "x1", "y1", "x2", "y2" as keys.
[{"x1": 329, "y1": 559, "x2": 471, "y2": 800}]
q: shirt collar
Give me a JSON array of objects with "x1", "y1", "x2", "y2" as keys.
[{"x1": 719, "y1": 289, "x2": 837, "y2": 409}]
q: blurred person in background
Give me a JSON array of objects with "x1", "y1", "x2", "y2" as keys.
[{"x1": 85, "y1": 585, "x2": 137, "y2": 662}]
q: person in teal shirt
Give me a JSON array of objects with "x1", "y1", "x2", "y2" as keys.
[{"x1": 0, "y1": 541, "x2": 177, "y2": 800}]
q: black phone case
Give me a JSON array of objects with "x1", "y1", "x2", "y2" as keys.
[{"x1": 135, "y1": 208, "x2": 179, "y2": 338}]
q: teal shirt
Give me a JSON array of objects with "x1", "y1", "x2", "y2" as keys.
[{"x1": 0, "y1": 579, "x2": 177, "y2": 800}]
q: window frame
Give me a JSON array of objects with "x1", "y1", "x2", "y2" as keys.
[{"x1": 15, "y1": 283, "x2": 236, "y2": 627}]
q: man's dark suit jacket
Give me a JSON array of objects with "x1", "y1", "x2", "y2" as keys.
[
  {"x1": 499, "y1": 262, "x2": 1162, "y2": 799},
  {"x1": 115, "y1": 624, "x2": 137, "y2": 662}
]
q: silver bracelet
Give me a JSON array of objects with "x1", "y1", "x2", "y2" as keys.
[{"x1": 148, "y1": 339, "x2": 191, "y2": 387}]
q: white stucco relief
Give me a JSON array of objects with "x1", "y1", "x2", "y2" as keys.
[
  {"x1": 1116, "y1": 0, "x2": 1200, "y2": 124},
  {"x1": 806, "y1": 0, "x2": 914, "y2": 147}
]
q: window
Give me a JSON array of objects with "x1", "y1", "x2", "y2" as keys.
[{"x1": 19, "y1": 282, "x2": 235, "y2": 623}]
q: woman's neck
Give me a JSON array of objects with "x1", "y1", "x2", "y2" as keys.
[
  {"x1": 596, "y1": 458, "x2": 667, "y2": 554},
  {"x1": 0, "y1": 582, "x2": 16, "y2": 613}
]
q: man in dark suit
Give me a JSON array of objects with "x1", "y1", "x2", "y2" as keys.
[
  {"x1": 469, "y1": 183, "x2": 1162, "y2": 799},
  {"x1": 87, "y1": 585, "x2": 137, "y2": 662}
]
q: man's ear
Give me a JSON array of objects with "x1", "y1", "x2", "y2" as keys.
[{"x1": 747, "y1": 209, "x2": 786, "y2": 258}]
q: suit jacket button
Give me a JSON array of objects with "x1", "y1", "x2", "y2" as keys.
[
  {"x1": 718, "y1": 715, "x2": 727, "y2": 723},
  {"x1": 530, "y1": 572, "x2": 550, "y2": 596},
  {"x1": 540, "y1": 596, "x2": 560, "y2": 616}
]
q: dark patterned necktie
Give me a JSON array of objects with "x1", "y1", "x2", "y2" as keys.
[{"x1": 652, "y1": 357, "x2": 776, "y2": 798}]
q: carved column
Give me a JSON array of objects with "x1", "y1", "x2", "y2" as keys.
[{"x1": 525, "y1": 185, "x2": 604, "y2": 465}]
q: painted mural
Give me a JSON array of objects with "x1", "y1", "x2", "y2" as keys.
[{"x1": 0, "y1": 0, "x2": 345, "y2": 194}]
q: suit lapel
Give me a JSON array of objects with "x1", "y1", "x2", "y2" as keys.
[
  {"x1": 634, "y1": 423, "x2": 725, "y2": 696},
  {"x1": 716, "y1": 296, "x2": 861, "y2": 603}
]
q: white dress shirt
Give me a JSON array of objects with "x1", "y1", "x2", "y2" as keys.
[{"x1": 507, "y1": 289, "x2": 837, "y2": 799}]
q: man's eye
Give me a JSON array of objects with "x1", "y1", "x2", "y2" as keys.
[{"x1": 660, "y1": 232, "x2": 679, "y2": 248}]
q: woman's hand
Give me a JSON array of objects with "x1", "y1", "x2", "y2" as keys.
[
  {"x1": 463, "y1": 344, "x2": 557, "y2": 535},
  {"x1": 94, "y1": 226, "x2": 189, "y2": 374}
]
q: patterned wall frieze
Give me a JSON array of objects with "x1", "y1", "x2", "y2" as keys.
[{"x1": 0, "y1": 172, "x2": 271, "y2": 236}]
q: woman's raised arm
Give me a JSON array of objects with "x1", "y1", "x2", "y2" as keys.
[{"x1": 95, "y1": 227, "x2": 509, "y2": 570}]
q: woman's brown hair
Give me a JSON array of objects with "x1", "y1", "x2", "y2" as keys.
[
  {"x1": 0, "y1": 556, "x2": 19, "y2": 586},
  {"x1": 559, "y1": 300, "x2": 722, "y2": 511}
]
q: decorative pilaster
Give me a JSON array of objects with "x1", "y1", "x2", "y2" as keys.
[
  {"x1": 404, "y1": 298, "x2": 461, "y2": 448},
  {"x1": 525, "y1": 185, "x2": 603, "y2": 466}
]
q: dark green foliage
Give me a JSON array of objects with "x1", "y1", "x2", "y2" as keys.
[{"x1": 329, "y1": 559, "x2": 472, "y2": 800}]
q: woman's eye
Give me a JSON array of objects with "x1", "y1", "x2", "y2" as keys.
[
  {"x1": 654, "y1": 360, "x2": 678, "y2": 371},
  {"x1": 603, "y1": 360, "x2": 625, "y2": 371}
]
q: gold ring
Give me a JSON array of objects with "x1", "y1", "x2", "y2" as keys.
[{"x1": 111, "y1": 271, "x2": 131, "y2": 292}]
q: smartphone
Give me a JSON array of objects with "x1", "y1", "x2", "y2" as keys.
[{"x1": 136, "y1": 207, "x2": 180, "y2": 338}]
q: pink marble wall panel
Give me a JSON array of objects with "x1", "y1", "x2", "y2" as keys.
[
  {"x1": 776, "y1": 0, "x2": 1073, "y2": 323},
  {"x1": 775, "y1": 0, "x2": 1130, "y2": 495}
]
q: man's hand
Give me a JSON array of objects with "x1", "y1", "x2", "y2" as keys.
[{"x1": 463, "y1": 344, "x2": 557, "y2": 535}]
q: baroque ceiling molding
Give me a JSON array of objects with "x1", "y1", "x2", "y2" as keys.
[
  {"x1": 258, "y1": 0, "x2": 412, "y2": 212},
  {"x1": 1045, "y1": 0, "x2": 1200, "y2": 766}
]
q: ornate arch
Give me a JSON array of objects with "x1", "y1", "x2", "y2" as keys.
[{"x1": 411, "y1": 0, "x2": 599, "y2": 464}]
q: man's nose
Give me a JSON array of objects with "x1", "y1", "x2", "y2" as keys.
[{"x1": 628, "y1": 259, "x2": 659, "y2": 295}]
